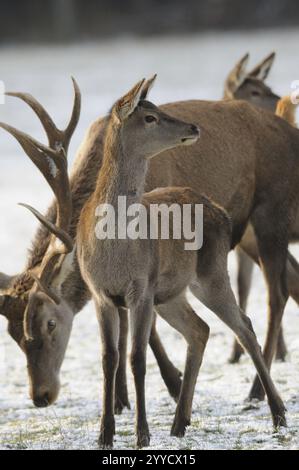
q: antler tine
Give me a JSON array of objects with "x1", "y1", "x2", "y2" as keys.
[
  {"x1": 0, "y1": 120, "x2": 70, "y2": 230},
  {"x1": 0, "y1": 80, "x2": 80, "y2": 233},
  {"x1": 29, "y1": 272, "x2": 60, "y2": 305},
  {"x1": 6, "y1": 77, "x2": 81, "y2": 153},
  {"x1": 63, "y1": 77, "x2": 81, "y2": 152},
  {"x1": 0, "y1": 120, "x2": 59, "y2": 165},
  {"x1": 19, "y1": 203, "x2": 73, "y2": 252},
  {"x1": 5, "y1": 91, "x2": 58, "y2": 148}
]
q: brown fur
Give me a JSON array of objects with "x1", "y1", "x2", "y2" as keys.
[
  {"x1": 76, "y1": 82, "x2": 286, "y2": 447},
  {"x1": 276, "y1": 96, "x2": 298, "y2": 127},
  {"x1": 225, "y1": 54, "x2": 299, "y2": 366},
  {"x1": 1, "y1": 81, "x2": 298, "y2": 423}
]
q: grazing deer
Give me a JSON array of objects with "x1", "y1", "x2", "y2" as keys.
[
  {"x1": 6, "y1": 76, "x2": 286, "y2": 449},
  {"x1": 2, "y1": 71, "x2": 299, "y2": 417},
  {"x1": 0, "y1": 80, "x2": 183, "y2": 412},
  {"x1": 224, "y1": 52, "x2": 299, "y2": 364}
]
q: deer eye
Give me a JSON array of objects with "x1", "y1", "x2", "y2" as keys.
[
  {"x1": 145, "y1": 115, "x2": 157, "y2": 123},
  {"x1": 251, "y1": 90, "x2": 260, "y2": 97},
  {"x1": 48, "y1": 320, "x2": 56, "y2": 332}
]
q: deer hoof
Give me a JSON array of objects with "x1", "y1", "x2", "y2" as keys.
[
  {"x1": 136, "y1": 429, "x2": 150, "y2": 448},
  {"x1": 98, "y1": 418, "x2": 115, "y2": 449},
  {"x1": 228, "y1": 347, "x2": 244, "y2": 364},
  {"x1": 273, "y1": 412, "x2": 287, "y2": 429},
  {"x1": 114, "y1": 396, "x2": 131, "y2": 415},
  {"x1": 272, "y1": 399, "x2": 287, "y2": 429},
  {"x1": 170, "y1": 416, "x2": 190, "y2": 437},
  {"x1": 166, "y1": 370, "x2": 183, "y2": 403},
  {"x1": 275, "y1": 349, "x2": 288, "y2": 362}
]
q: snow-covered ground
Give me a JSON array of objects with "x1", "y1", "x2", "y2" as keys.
[{"x1": 0, "y1": 30, "x2": 299, "y2": 450}]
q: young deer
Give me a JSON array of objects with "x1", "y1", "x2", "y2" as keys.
[
  {"x1": 7, "y1": 77, "x2": 286, "y2": 448},
  {"x1": 77, "y1": 78, "x2": 210, "y2": 447},
  {"x1": 224, "y1": 52, "x2": 299, "y2": 364}
]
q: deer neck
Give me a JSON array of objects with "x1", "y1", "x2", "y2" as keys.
[
  {"x1": 94, "y1": 122, "x2": 148, "y2": 208},
  {"x1": 60, "y1": 250, "x2": 92, "y2": 313},
  {"x1": 50, "y1": 248, "x2": 92, "y2": 314}
]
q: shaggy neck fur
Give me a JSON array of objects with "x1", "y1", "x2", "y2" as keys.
[{"x1": 15, "y1": 117, "x2": 110, "y2": 313}]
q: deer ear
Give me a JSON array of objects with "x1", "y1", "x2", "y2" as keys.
[
  {"x1": 114, "y1": 78, "x2": 146, "y2": 121},
  {"x1": 224, "y1": 53, "x2": 249, "y2": 97},
  {"x1": 248, "y1": 52, "x2": 276, "y2": 81},
  {"x1": 140, "y1": 74, "x2": 157, "y2": 100}
]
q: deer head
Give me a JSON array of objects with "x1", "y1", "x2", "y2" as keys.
[
  {"x1": 224, "y1": 52, "x2": 280, "y2": 111},
  {"x1": 110, "y1": 75, "x2": 200, "y2": 162},
  {"x1": 0, "y1": 79, "x2": 81, "y2": 407}
]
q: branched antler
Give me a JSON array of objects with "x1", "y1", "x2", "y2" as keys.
[{"x1": 0, "y1": 78, "x2": 81, "y2": 340}]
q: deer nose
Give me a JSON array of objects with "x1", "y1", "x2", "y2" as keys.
[{"x1": 33, "y1": 393, "x2": 50, "y2": 408}]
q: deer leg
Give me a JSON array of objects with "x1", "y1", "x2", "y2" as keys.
[
  {"x1": 239, "y1": 229, "x2": 291, "y2": 362},
  {"x1": 247, "y1": 217, "x2": 289, "y2": 401},
  {"x1": 275, "y1": 327, "x2": 288, "y2": 362},
  {"x1": 231, "y1": 251, "x2": 287, "y2": 363},
  {"x1": 129, "y1": 294, "x2": 154, "y2": 448},
  {"x1": 95, "y1": 298, "x2": 120, "y2": 449},
  {"x1": 155, "y1": 294, "x2": 209, "y2": 437},
  {"x1": 233, "y1": 245, "x2": 287, "y2": 365},
  {"x1": 274, "y1": 251, "x2": 299, "y2": 361},
  {"x1": 286, "y1": 250, "x2": 299, "y2": 304},
  {"x1": 190, "y1": 247, "x2": 286, "y2": 428},
  {"x1": 115, "y1": 307, "x2": 131, "y2": 414},
  {"x1": 229, "y1": 246, "x2": 254, "y2": 364},
  {"x1": 149, "y1": 313, "x2": 182, "y2": 402},
  {"x1": 115, "y1": 308, "x2": 182, "y2": 410}
]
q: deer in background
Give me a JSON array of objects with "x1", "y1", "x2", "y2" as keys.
[
  {"x1": 2, "y1": 68, "x2": 299, "y2": 422},
  {"x1": 7, "y1": 76, "x2": 286, "y2": 448},
  {"x1": 224, "y1": 52, "x2": 299, "y2": 364}
]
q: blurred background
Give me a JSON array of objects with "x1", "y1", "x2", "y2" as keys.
[{"x1": 1, "y1": 0, "x2": 299, "y2": 42}]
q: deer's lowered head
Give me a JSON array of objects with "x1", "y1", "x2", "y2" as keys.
[
  {"x1": 224, "y1": 52, "x2": 280, "y2": 111},
  {"x1": 0, "y1": 79, "x2": 81, "y2": 407}
]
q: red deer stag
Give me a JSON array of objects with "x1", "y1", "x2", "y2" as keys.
[{"x1": 0, "y1": 79, "x2": 183, "y2": 412}]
